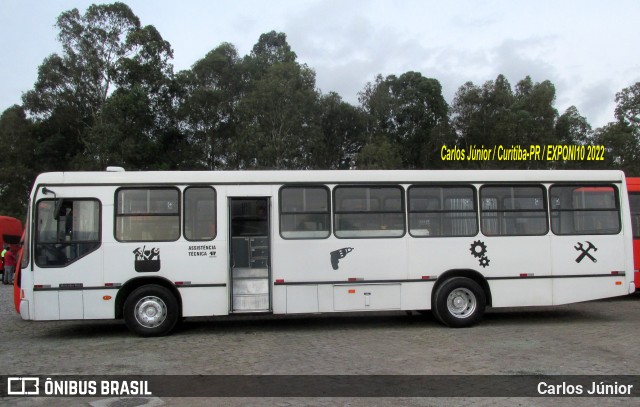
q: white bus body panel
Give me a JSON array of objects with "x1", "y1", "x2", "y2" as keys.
[
  {"x1": 551, "y1": 235, "x2": 627, "y2": 304},
  {"x1": 179, "y1": 287, "x2": 228, "y2": 317},
  {"x1": 273, "y1": 237, "x2": 408, "y2": 313},
  {"x1": 482, "y1": 236, "x2": 553, "y2": 307},
  {"x1": 285, "y1": 285, "x2": 318, "y2": 313},
  {"x1": 32, "y1": 187, "x2": 111, "y2": 320},
  {"x1": 21, "y1": 170, "x2": 634, "y2": 323}
]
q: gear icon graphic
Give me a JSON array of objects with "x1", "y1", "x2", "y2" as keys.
[
  {"x1": 479, "y1": 256, "x2": 490, "y2": 268},
  {"x1": 470, "y1": 240, "x2": 487, "y2": 258}
]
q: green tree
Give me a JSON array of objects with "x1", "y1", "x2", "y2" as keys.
[
  {"x1": 313, "y1": 92, "x2": 366, "y2": 169},
  {"x1": 556, "y1": 106, "x2": 592, "y2": 145},
  {"x1": 25, "y1": 3, "x2": 144, "y2": 120},
  {"x1": 591, "y1": 82, "x2": 640, "y2": 175},
  {"x1": 22, "y1": 2, "x2": 174, "y2": 169},
  {"x1": 359, "y1": 72, "x2": 449, "y2": 168},
  {"x1": 356, "y1": 135, "x2": 403, "y2": 169},
  {"x1": 553, "y1": 106, "x2": 593, "y2": 169},
  {"x1": 235, "y1": 32, "x2": 322, "y2": 169},
  {"x1": 452, "y1": 75, "x2": 560, "y2": 169},
  {"x1": 593, "y1": 122, "x2": 639, "y2": 174},
  {"x1": 450, "y1": 80, "x2": 483, "y2": 150},
  {"x1": 246, "y1": 31, "x2": 296, "y2": 80},
  {"x1": 512, "y1": 77, "x2": 558, "y2": 145},
  {"x1": 0, "y1": 106, "x2": 38, "y2": 217},
  {"x1": 451, "y1": 75, "x2": 515, "y2": 168},
  {"x1": 614, "y1": 82, "x2": 640, "y2": 128},
  {"x1": 178, "y1": 43, "x2": 244, "y2": 169},
  {"x1": 84, "y1": 86, "x2": 159, "y2": 169}
]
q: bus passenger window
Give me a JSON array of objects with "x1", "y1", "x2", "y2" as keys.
[
  {"x1": 629, "y1": 193, "x2": 640, "y2": 238},
  {"x1": 280, "y1": 186, "x2": 330, "y2": 239},
  {"x1": 35, "y1": 199, "x2": 101, "y2": 267},
  {"x1": 408, "y1": 186, "x2": 477, "y2": 237},
  {"x1": 550, "y1": 185, "x2": 620, "y2": 235},
  {"x1": 184, "y1": 187, "x2": 216, "y2": 241},
  {"x1": 115, "y1": 188, "x2": 180, "y2": 242},
  {"x1": 334, "y1": 186, "x2": 405, "y2": 238},
  {"x1": 480, "y1": 185, "x2": 548, "y2": 236}
]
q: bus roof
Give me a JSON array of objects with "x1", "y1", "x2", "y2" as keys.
[{"x1": 31, "y1": 169, "x2": 626, "y2": 188}]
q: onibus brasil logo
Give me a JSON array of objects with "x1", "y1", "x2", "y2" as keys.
[{"x1": 6, "y1": 377, "x2": 152, "y2": 396}]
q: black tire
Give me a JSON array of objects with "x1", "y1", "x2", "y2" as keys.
[
  {"x1": 428, "y1": 293, "x2": 445, "y2": 324},
  {"x1": 431, "y1": 303, "x2": 444, "y2": 325},
  {"x1": 123, "y1": 284, "x2": 179, "y2": 337},
  {"x1": 433, "y1": 277, "x2": 486, "y2": 328}
]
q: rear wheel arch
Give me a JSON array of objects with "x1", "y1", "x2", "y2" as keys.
[
  {"x1": 431, "y1": 269, "x2": 490, "y2": 328},
  {"x1": 433, "y1": 269, "x2": 492, "y2": 306},
  {"x1": 123, "y1": 283, "x2": 180, "y2": 337},
  {"x1": 115, "y1": 276, "x2": 182, "y2": 319}
]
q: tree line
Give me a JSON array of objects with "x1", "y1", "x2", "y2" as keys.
[{"x1": 1, "y1": 2, "x2": 639, "y2": 218}]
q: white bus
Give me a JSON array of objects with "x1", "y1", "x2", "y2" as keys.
[{"x1": 14, "y1": 169, "x2": 635, "y2": 336}]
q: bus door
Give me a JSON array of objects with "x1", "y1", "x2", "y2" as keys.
[{"x1": 229, "y1": 198, "x2": 271, "y2": 312}]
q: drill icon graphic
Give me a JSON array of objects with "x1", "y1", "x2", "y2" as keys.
[{"x1": 330, "y1": 247, "x2": 354, "y2": 270}]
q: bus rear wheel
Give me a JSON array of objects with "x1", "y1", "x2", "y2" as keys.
[
  {"x1": 433, "y1": 277, "x2": 486, "y2": 328},
  {"x1": 124, "y1": 285, "x2": 179, "y2": 337}
]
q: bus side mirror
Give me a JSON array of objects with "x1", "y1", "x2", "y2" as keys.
[{"x1": 42, "y1": 187, "x2": 66, "y2": 220}]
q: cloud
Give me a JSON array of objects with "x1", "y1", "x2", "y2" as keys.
[
  {"x1": 3, "y1": 0, "x2": 639, "y2": 131},
  {"x1": 491, "y1": 38, "x2": 559, "y2": 85},
  {"x1": 283, "y1": 2, "x2": 568, "y2": 115},
  {"x1": 576, "y1": 81, "x2": 617, "y2": 128}
]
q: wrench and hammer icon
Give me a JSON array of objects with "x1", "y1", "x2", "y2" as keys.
[{"x1": 575, "y1": 241, "x2": 597, "y2": 263}]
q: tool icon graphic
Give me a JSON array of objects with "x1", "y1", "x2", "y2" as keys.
[
  {"x1": 330, "y1": 247, "x2": 354, "y2": 270},
  {"x1": 575, "y1": 241, "x2": 597, "y2": 263},
  {"x1": 469, "y1": 240, "x2": 490, "y2": 268}
]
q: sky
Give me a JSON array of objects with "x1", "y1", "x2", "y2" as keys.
[{"x1": 1, "y1": 0, "x2": 639, "y2": 128}]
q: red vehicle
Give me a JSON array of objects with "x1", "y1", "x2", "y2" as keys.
[
  {"x1": 627, "y1": 177, "x2": 640, "y2": 290},
  {"x1": 0, "y1": 216, "x2": 22, "y2": 284}
]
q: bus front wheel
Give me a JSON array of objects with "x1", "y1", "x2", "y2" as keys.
[
  {"x1": 123, "y1": 285, "x2": 179, "y2": 337},
  {"x1": 433, "y1": 277, "x2": 486, "y2": 328}
]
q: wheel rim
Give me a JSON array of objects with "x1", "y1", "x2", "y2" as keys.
[
  {"x1": 446, "y1": 287, "x2": 477, "y2": 319},
  {"x1": 134, "y1": 296, "x2": 167, "y2": 328}
]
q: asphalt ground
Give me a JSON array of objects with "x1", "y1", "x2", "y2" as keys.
[{"x1": 1, "y1": 283, "x2": 640, "y2": 406}]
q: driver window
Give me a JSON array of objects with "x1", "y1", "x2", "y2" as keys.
[{"x1": 35, "y1": 199, "x2": 101, "y2": 267}]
